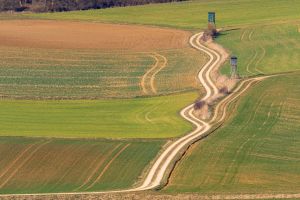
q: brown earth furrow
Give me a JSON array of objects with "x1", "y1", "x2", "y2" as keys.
[
  {"x1": 0, "y1": 140, "x2": 51, "y2": 189},
  {"x1": 85, "y1": 144, "x2": 131, "y2": 190},
  {"x1": 0, "y1": 143, "x2": 37, "y2": 180},
  {"x1": 75, "y1": 144, "x2": 122, "y2": 191}
]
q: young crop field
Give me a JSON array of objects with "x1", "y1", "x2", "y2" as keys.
[
  {"x1": 0, "y1": 20, "x2": 206, "y2": 99},
  {"x1": 0, "y1": 137, "x2": 163, "y2": 194},
  {"x1": 20, "y1": 0, "x2": 300, "y2": 30},
  {"x1": 0, "y1": 0, "x2": 300, "y2": 196},
  {"x1": 216, "y1": 23, "x2": 300, "y2": 76},
  {"x1": 0, "y1": 92, "x2": 197, "y2": 139},
  {"x1": 0, "y1": 47, "x2": 205, "y2": 99},
  {"x1": 165, "y1": 73, "x2": 300, "y2": 194}
]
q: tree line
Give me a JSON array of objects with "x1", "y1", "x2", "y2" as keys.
[{"x1": 0, "y1": 0, "x2": 185, "y2": 12}]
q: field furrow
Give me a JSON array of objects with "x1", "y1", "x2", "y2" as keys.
[{"x1": 0, "y1": 138, "x2": 163, "y2": 194}]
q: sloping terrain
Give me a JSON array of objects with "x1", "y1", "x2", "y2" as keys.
[
  {"x1": 0, "y1": 0, "x2": 300, "y2": 197},
  {"x1": 0, "y1": 21, "x2": 206, "y2": 99},
  {"x1": 217, "y1": 23, "x2": 300, "y2": 76},
  {"x1": 0, "y1": 137, "x2": 163, "y2": 194},
  {"x1": 0, "y1": 20, "x2": 189, "y2": 50},
  {"x1": 22, "y1": 0, "x2": 300, "y2": 30},
  {"x1": 0, "y1": 92, "x2": 197, "y2": 138},
  {"x1": 166, "y1": 73, "x2": 300, "y2": 194},
  {"x1": 0, "y1": 47, "x2": 205, "y2": 99}
]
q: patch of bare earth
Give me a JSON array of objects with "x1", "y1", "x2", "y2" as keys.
[{"x1": 0, "y1": 20, "x2": 190, "y2": 51}]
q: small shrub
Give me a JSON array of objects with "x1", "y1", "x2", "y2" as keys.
[
  {"x1": 219, "y1": 86, "x2": 229, "y2": 95},
  {"x1": 194, "y1": 100, "x2": 206, "y2": 110}
]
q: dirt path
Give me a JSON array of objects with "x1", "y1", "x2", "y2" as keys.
[{"x1": 0, "y1": 33, "x2": 297, "y2": 199}]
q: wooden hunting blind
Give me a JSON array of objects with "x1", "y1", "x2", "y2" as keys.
[
  {"x1": 207, "y1": 12, "x2": 217, "y2": 35},
  {"x1": 230, "y1": 56, "x2": 238, "y2": 78},
  {"x1": 208, "y1": 12, "x2": 216, "y2": 24}
]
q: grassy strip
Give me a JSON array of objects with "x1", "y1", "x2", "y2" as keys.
[{"x1": 0, "y1": 92, "x2": 197, "y2": 139}]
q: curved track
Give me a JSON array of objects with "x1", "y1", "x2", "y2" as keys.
[
  {"x1": 141, "y1": 52, "x2": 168, "y2": 95},
  {"x1": 0, "y1": 32, "x2": 294, "y2": 199}
]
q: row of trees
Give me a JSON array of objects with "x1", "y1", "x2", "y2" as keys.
[{"x1": 0, "y1": 0, "x2": 184, "y2": 12}]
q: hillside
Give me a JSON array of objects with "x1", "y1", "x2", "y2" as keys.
[{"x1": 0, "y1": 0, "x2": 299, "y2": 197}]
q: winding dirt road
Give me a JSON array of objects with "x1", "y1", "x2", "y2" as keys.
[{"x1": 0, "y1": 32, "x2": 297, "y2": 199}]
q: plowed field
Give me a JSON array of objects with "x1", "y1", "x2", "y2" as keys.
[
  {"x1": 0, "y1": 20, "x2": 189, "y2": 50},
  {"x1": 0, "y1": 137, "x2": 163, "y2": 194}
]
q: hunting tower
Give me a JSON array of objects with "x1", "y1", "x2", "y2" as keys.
[
  {"x1": 208, "y1": 12, "x2": 216, "y2": 34},
  {"x1": 230, "y1": 56, "x2": 239, "y2": 78}
]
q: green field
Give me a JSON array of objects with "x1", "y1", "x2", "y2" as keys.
[
  {"x1": 0, "y1": 137, "x2": 163, "y2": 194},
  {"x1": 166, "y1": 73, "x2": 300, "y2": 193},
  {"x1": 0, "y1": 92, "x2": 197, "y2": 139},
  {"x1": 12, "y1": 0, "x2": 299, "y2": 30},
  {"x1": 0, "y1": 47, "x2": 205, "y2": 99},
  {"x1": 0, "y1": 0, "x2": 300, "y2": 195},
  {"x1": 216, "y1": 23, "x2": 300, "y2": 76}
]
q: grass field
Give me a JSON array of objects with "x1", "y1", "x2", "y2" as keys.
[
  {"x1": 165, "y1": 73, "x2": 300, "y2": 193},
  {"x1": 216, "y1": 23, "x2": 300, "y2": 77},
  {"x1": 0, "y1": 92, "x2": 197, "y2": 139},
  {"x1": 18, "y1": 0, "x2": 300, "y2": 30},
  {"x1": 0, "y1": 137, "x2": 163, "y2": 194},
  {"x1": 0, "y1": 0, "x2": 300, "y2": 195}
]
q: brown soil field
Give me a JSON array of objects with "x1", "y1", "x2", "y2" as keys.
[
  {"x1": 0, "y1": 20, "x2": 190, "y2": 51},
  {"x1": 0, "y1": 137, "x2": 163, "y2": 194}
]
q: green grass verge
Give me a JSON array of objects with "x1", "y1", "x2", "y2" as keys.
[
  {"x1": 14, "y1": 0, "x2": 300, "y2": 30},
  {"x1": 0, "y1": 137, "x2": 163, "y2": 194},
  {"x1": 165, "y1": 73, "x2": 300, "y2": 193},
  {"x1": 0, "y1": 92, "x2": 197, "y2": 139}
]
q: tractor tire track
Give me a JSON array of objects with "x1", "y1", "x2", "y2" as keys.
[
  {"x1": 0, "y1": 140, "x2": 51, "y2": 189},
  {"x1": 141, "y1": 54, "x2": 159, "y2": 95},
  {"x1": 74, "y1": 144, "x2": 122, "y2": 191},
  {"x1": 0, "y1": 143, "x2": 37, "y2": 180},
  {"x1": 85, "y1": 144, "x2": 131, "y2": 190},
  {"x1": 141, "y1": 53, "x2": 168, "y2": 95},
  {"x1": 150, "y1": 53, "x2": 168, "y2": 94},
  {"x1": 255, "y1": 45, "x2": 266, "y2": 74}
]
